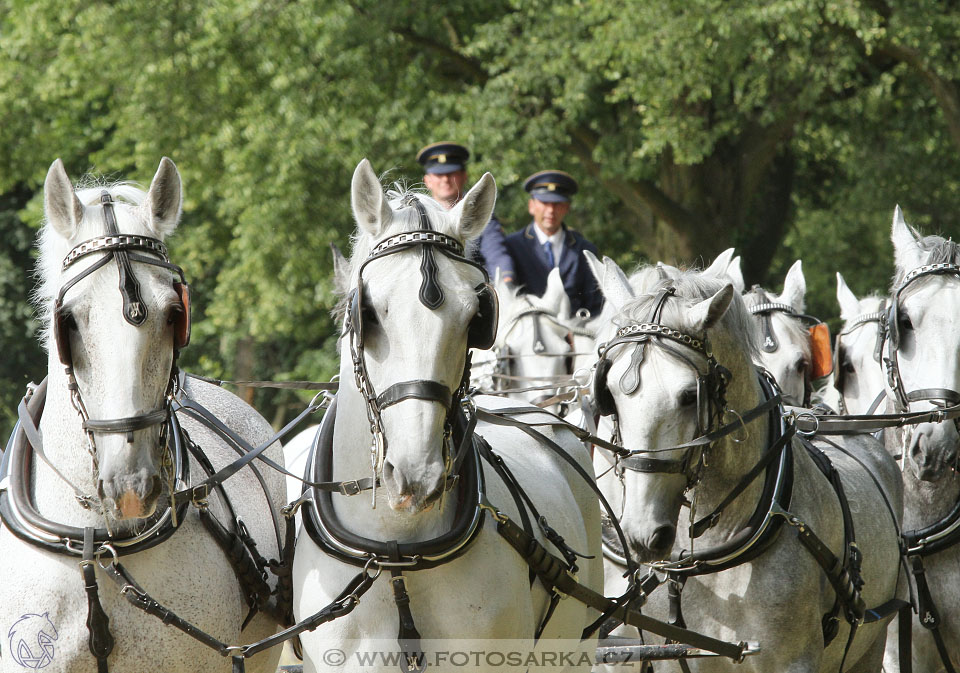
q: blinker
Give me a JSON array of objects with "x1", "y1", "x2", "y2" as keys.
[{"x1": 808, "y1": 323, "x2": 833, "y2": 379}]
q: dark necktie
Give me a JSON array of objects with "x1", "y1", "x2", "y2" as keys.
[{"x1": 542, "y1": 240, "x2": 555, "y2": 268}]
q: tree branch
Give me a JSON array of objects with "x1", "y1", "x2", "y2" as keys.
[
  {"x1": 567, "y1": 126, "x2": 700, "y2": 239},
  {"x1": 874, "y1": 42, "x2": 960, "y2": 150}
]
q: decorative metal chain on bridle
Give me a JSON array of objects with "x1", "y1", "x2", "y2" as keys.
[
  {"x1": 594, "y1": 287, "x2": 739, "y2": 490},
  {"x1": 344, "y1": 195, "x2": 495, "y2": 508},
  {"x1": 52, "y1": 192, "x2": 190, "y2": 511}
]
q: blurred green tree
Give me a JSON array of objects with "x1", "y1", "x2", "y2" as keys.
[{"x1": 0, "y1": 0, "x2": 958, "y2": 431}]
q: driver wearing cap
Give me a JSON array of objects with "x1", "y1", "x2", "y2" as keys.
[
  {"x1": 504, "y1": 170, "x2": 603, "y2": 317},
  {"x1": 416, "y1": 142, "x2": 515, "y2": 284}
]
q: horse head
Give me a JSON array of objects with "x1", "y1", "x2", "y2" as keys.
[
  {"x1": 590, "y1": 256, "x2": 760, "y2": 562},
  {"x1": 40, "y1": 158, "x2": 186, "y2": 520},
  {"x1": 834, "y1": 272, "x2": 887, "y2": 415},
  {"x1": 492, "y1": 268, "x2": 572, "y2": 405},
  {"x1": 743, "y1": 260, "x2": 813, "y2": 406},
  {"x1": 889, "y1": 206, "x2": 960, "y2": 482},
  {"x1": 342, "y1": 159, "x2": 496, "y2": 513}
]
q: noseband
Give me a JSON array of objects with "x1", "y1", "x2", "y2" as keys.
[
  {"x1": 54, "y1": 192, "x2": 189, "y2": 464},
  {"x1": 344, "y1": 196, "x2": 497, "y2": 505}
]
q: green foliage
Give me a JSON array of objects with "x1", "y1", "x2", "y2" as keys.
[{"x1": 0, "y1": 0, "x2": 959, "y2": 431}]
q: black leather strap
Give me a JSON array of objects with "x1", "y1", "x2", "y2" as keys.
[
  {"x1": 82, "y1": 527, "x2": 114, "y2": 673},
  {"x1": 376, "y1": 380, "x2": 452, "y2": 411},
  {"x1": 82, "y1": 410, "x2": 168, "y2": 433},
  {"x1": 495, "y1": 516, "x2": 749, "y2": 661}
]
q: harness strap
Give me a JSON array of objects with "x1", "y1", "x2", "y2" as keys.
[
  {"x1": 82, "y1": 527, "x2": 114, "y2": 673},
  {"x1": 388, "y1": 541, "x2": 426, "y2": 673},
  {"x1": 690, "y1": 423, "x2": 796, "y2": 538},
  {"x1": 910, "y1": 555, "x2": 959, "y2": 673},
  {"x1": 494, "y1": 515, "x2": 749, "y2": 661}
]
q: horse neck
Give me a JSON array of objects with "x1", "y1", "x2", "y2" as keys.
[
  {"x1": 32, "y1": 360, "x2": 104, "y2": 526},
  {"x1": 330, "y1": 356, "x2": 454, "y2": 541},
  {"x1": 678, "y1": 374, "x2": 769, "y2": 546}
]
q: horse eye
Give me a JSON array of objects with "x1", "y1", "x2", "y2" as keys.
[
  {"x1": 795, "y1": 358, "x2": 808, "y2": 374},
  {"x1": 899, "y1": 312, "x2": 913, "y2": 331},
  {"x1": 166, "y1": 305, "x2": 183, "y2": 326},
  {"x1": 843, "y1": 361, "x2": 856, "y2": 375},
  {"x1": 362, "y1": 305, "x2": 380, "y2": 326},
  {"x1": 678, "y1": 389, "x2": 697, "y2": 406}
]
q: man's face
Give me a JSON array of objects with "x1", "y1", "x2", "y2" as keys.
[
  {"x1": 424, "y1": 169, "x2": 468, "y2": 208},
  {"x1": 528, "y1": 198, "x2": 570, "y2": 236}
]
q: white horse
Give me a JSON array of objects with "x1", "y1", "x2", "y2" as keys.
[
  {"x1": 833, "y1": 274, "x2": 888, "y2": 416},
  {"x1": 471, "y1": 268, "x2": 575, "y2": 408},
  {"x1": 868, "y1": 207, "x2": 960, "y2": 672},
  {"x1": 292, "y1": 160, "x2": 602, "y2": 673},
  {"x1": 0, "y1": 159, "x2": 286, "y2": 673},
  {"x1": 741, "y1": 260, "x2": 829, "y2": 407},
  {"x1": 588, "y1": 259, "x2": 903, "y2": 672}
]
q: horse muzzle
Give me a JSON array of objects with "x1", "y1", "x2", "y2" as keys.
[{"x1": 99, "y1": 470, "x2": 163, "y2": 520}]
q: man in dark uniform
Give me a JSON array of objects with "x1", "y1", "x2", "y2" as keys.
[
  {"x1": 416, "y1": 142, "x2": 515, "y2": 283},
  {"x1": 505, "y1": 170, "x2": 603, "y2": 317}
]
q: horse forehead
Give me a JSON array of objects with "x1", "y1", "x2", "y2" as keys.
[{"x1": 902, "y1": 276, "x2": 960, "y2": 318}]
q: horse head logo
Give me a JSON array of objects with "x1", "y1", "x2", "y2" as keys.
[{"x1": 7, "y1": 613, "x2": 58, "y2": 669}]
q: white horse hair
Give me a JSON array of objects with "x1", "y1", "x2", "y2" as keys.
[
  {"x1": 877, "y1": 206, "x2": 960, "y2": 672},
  {"x1": 742, "y1": 259, "x2": 815, "y2": 407},
  {"x1": 0, "y1": 159, "x2": 285, "y2": 673},
  {"x1": 471, "y1": 268, "x2": 574, "y2": 407},
  {"x1": 833, "y1": 273, "x2": 888, "y2": 416},
  {"x1": 589, "y1": 257, "x2": 903, "y2": 672},
  {"x1": 292, "y1": 160, "x2": 601, "y2": 672}
]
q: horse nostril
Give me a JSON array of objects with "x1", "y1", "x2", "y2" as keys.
[
  {"x1": 382, "y1": 460, "x2": 409, "y2": 495},
  {"x1": 647, "y1": 525, "x2": 676, "y2": 555},
  {"x1": 145, "y1": 475, "x2": 162, "y2": 502}
]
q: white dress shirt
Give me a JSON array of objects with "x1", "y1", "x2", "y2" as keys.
[{"x1": 533, "y1": 225, "x2": 564, "y2": 268}]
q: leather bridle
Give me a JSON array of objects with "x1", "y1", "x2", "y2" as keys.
[
  {"x1": 833, "y1": 304, "x2": 887, "y2": 415},
  {"x1": 593, "y1": 287, "x2": 735, "y2": 487},
  {"x1": 491, "y1": 300, "x2": 575, "y2": 397},
  {"x1": 884, "y1": 262, "x2": 960, "y2": 414},
  {"x1": 747, "y1": 292, "x2": 827, "y2": 406},
  {"x1": 343, "y1": 196, "x2": 497, "y2": 505},
  {"x1": 52, "y1": 192, "x2": 190, "y2": 496}
]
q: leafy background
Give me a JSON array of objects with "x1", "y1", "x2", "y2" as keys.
[{"x1": 1, "y1": 0, "x2": 958, "y2": 434}]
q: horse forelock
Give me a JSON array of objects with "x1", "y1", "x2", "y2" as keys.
[
  {"x1": 892, "y1": 234, "x2": 960, "y2": 290},
  {"x1": 614, "y1": 269, "x2": 760, "y2": 361},
  {"x1": 33, "y1": 181, "x2": 149, "y2": 350}
]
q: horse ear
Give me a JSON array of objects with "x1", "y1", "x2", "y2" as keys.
[
  {"x1": 891, "y1": 205, "x2": 924, "y2": 271},
  {"x1": 452, "y1": 172, "x2": 496, "y2": 241},
  {"x1": 144, "y1": 157, "x2": 183, "y2": 238},
  {"x1": 541, "y1": 267, "x2": 571, "y2": 317},
  {"x1": 330, "y1": 242, "x2": 350, "y2": 296},
  {"x1": 351, "y1": 159, "x2": 392, "y2": 237},
  {"x1": 585, "y1": 250, "x2": 633, "y2": 311},
  {"x1": 836, "y1": 272, "x2": 861, "y2": 321},
  {"x1": 688, "y1": 283, "x2": 735, "y2": 332},
  {"x1": 781, "y1": 259, "x2": 806, "y2": 311},
  {"x1": 727, "y1": 256, "x2": 745, "y2": 292},
  {"x1": 44, "y1": 159, "x2": 84, "y2": 240},
  {"x1": 704, "y1": 248, "x2": 734, "y2": 277}
]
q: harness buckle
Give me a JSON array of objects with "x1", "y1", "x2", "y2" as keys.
[{"x1": 339, "y1": 480, "x2": 362, "y2": 496}]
